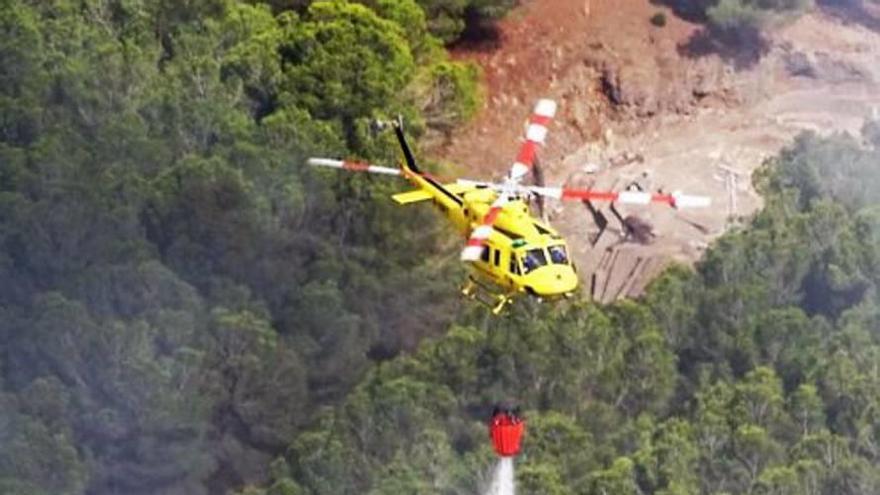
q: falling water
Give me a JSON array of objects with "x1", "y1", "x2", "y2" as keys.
[{"x1": 485, "y1": 457, "x2": 515, "y2": 495}]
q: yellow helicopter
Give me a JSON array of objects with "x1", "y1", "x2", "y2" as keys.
[{"x1": 308, "y1": 100, "x2": 709, "y2": 313}]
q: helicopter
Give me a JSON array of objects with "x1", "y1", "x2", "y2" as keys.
[{"x1": 308, "y1": 100, "x2": 710, "y2": 314}]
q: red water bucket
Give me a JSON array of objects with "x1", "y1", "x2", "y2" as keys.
[{"x1": 489, "y1": 412, "x2": 524, "y2": 457}]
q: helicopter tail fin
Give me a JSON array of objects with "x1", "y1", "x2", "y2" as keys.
[
  {"x1": 385, "y1": 116, "x2": 465, "y2": 207},
  {"x1": 391, "y1": 117, "x2": 421, "y2": 175}
]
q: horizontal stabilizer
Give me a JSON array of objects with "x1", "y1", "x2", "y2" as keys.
[{"x1": 392, "y1": 189, "x2": 434, "y2": 204}]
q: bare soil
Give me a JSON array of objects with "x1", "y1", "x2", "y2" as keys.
[{"x1": 430, "y1": 0, "x2": 880, "y2": 301}]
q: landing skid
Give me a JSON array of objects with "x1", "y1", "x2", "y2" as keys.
[{"x1": 461, "y1": 276, "x2": 515, "y2": 315}]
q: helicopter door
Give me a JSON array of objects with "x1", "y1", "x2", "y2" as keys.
[
  {"x1": 477, "y1": 245, "x2": 501, "y2": 282},
  {"x1": 481, "y1": 246, "x2": 504, "y2": 286},
  {"x1": 495, "y1": 247, "x2": 515, "y2": 289},
  {"x1": 507, "y1": 249, "x2": 521, "y2": 289},
  {"x1": 479, "y1": 245, "x2": 491, "y2": 264}
]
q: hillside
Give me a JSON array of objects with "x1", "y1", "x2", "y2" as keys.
[
  {"x1": 434, "y1": 0, "x2": 880, "y2": 302},
  {"x1": 257, "y1": 126, "x2": 880, "y2": 494},
  {"x1": 1, "y1": 1, "x2": 880, "y2": 495}
]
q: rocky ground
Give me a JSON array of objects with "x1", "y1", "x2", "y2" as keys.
[{"x1": 431, "y1": 0, "x2": 880, "y2": 301}]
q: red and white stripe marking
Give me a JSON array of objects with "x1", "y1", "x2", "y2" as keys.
[
  {"x1": 461, "y1": 196, "x2": 508, "y2": 261},
  {"x1": 527, "y1": 187, "x2": 710, "y2": 208},
  {"x1": 307, "y1": 158, "x2": 401, "y2": 176},
  {"x1": 509, "y1": 99, "x2": 556, "y2": 181},
  {"x1": 669, "y1": 191, "x2": 712, "y2": 208}
]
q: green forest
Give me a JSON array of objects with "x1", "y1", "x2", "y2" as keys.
[{"x1": 1, "y1": 1, "x2": 879, "y2": 494}]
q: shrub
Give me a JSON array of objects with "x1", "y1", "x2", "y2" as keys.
[
  {"x1": 707, "y1": 0, "x2": 765, "y2": 38},
  {"x1": 707, "y1": 0, "x2": 814, "y2": 39},
  {"x1": 650, "y1": 12, "x2": 667, "y2": 27}
]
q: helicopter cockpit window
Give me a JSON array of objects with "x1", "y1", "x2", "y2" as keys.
[
  {"x1": 521, "y1": 248, "x2": 548, "y2": 274},
  {"x1": 510, "y1": 256, "x2": 520, "y2": 275},
  {"x1": 480, "y1": 246, "x2": 490, "y2": 263},
  {"x1": 548, "y1": 245, "x2": 569, "y2": 264}
]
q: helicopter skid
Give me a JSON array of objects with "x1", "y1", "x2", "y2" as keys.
[{"x1": 461, "y1": 276, "x2": 515, "y2": 315}]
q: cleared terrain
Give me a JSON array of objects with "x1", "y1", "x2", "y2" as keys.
[{"x1": 433, "y1": 0, "x2": 880, "y2": 300}]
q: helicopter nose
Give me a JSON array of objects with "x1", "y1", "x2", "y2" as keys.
[{"x1": 528, "y1": 265, "x2": 579, "y2": 296}]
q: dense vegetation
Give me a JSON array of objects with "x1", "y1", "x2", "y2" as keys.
[
  {"x1": 0, "y1": 0, "x2": 490, "y2": 493},
  {"x1": 261, "y1": 0, "x2": 518, "y2": 44},
  {"x1": 2, "y1": 1, "x2": 879, "y2": 495},
  {"x1": 236, "y1": 125, "x2": 880, "y2": 494}
]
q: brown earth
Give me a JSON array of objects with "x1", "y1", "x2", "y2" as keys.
[{"x1": 429, "y1": 0, "x2": 880, "y2": 302}]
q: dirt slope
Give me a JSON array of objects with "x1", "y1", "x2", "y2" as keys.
[{"x1": 432, "y1": 0, "x2": 880, "y2": 301}]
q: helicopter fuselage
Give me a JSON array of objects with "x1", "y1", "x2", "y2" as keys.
[{"x1": 399, "y1": 169, "x2": 579, "y2": 299}]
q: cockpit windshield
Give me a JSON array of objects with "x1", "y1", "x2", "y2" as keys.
[
  {"x1": 521, "y1": 248, "x2": 548, "y2": 274},
  {"x1": 548, "y1": 245, "x2": 569, "y2": 265}
]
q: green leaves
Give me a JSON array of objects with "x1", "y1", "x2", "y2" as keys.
[
  {"x1": 5, "y1": 0, "x2": 880, "y2": 494},
  {"x1": 703, "y1": 0, "x2": 814, "y2": 40},
  {"x1": 587, "y1": 457, "x2": 640, "y2": 495},
  {"x1": 279, "y1": 2, "x2": 415, "y2": 125},
  {"x1": 411, "y1": 60, "x2": 482, "y2": 132},
  {"x1": 521, "y1": 412, "x2": 596, "y2": 486},
  {"x1": 0, "y1": 1, "x2": 476, "y2": 493},
  {"x1": 218, "y1": 3, "x2": 286, "y2": 117},
  {"x1": 414, "y1": 0, "x2": 517, "y2": 43}
]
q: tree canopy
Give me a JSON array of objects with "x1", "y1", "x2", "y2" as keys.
[
  {"x1": 0, "y1": 0, "x2": 477, "y2": 493},
  {"x1": 2, "y1": 0, "x2": 879, "y2": 494},
  {"x1": 237, "y1": 124, "x2": 880, "y2": 494}
]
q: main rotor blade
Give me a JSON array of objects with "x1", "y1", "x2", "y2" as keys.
[
  {"x1": 461, "y1": 194, "x2": 509, "y2": 261},
  {"x1": 669, "y1": 191, "x2": 712, "y2": 208},
  {"x1": 527, "y1": 186, "x2": 711, "y2": 208},
  {"x1": 454, "y1": 181, "x2": 711, "y2": 209},
  {"x1": 307, "y1": 158, "x2": 401, "y2": 176},
  {"x1": 508, "y1": 99, "x2": 556, "y2": 182}
]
